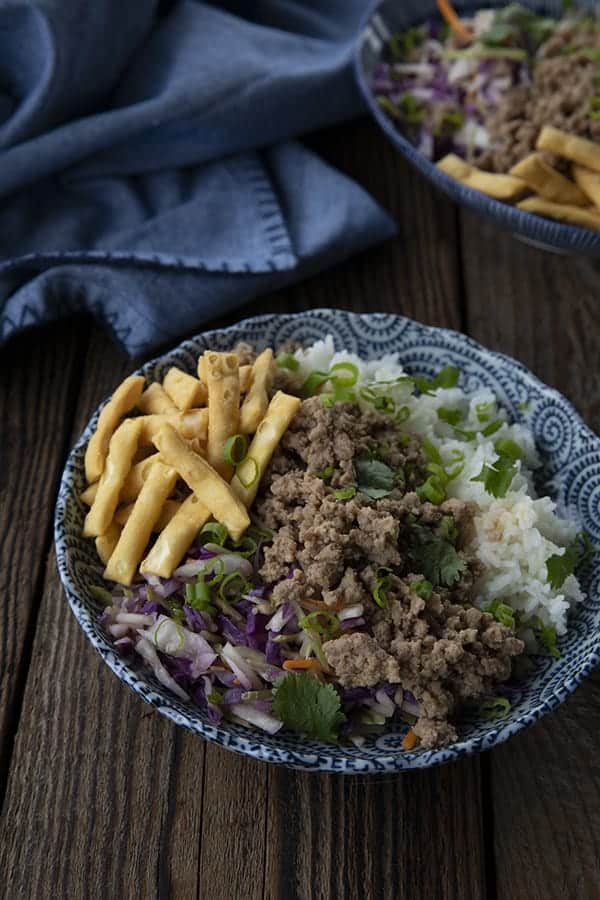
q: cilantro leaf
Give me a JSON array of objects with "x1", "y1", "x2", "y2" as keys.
[
  {"x1": 406, "y1": 524, "x2": 466, "y2": 587},
  {"x1": 546, "y1": 532, "x2": 597, "y2": 590},
  {"x1": 272, "y1": 673, "x2": 345, "y2": 743},
  {"x1": 471, "y1": 456, "x2": 517, "y2": 498},
  {"x1": 354, "y1": 457, "x2": 396, "y2": 499}
]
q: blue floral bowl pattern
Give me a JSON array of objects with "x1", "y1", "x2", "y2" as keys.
[
  {"x1": 355, "y1": 0, "x2": 600, "y2": 257},
  {"x1": 55, "y1": 309, "x2": 600, "y2": 772}
]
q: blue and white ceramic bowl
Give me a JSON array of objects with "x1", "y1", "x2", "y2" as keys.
[
  {"x1": 355, "y1": 0, "x2": 600, "y2": 257},
  {"x1": 55, "y1": 309, "x2": 600, "y2": 772}
]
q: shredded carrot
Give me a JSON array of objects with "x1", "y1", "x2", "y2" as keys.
[
  {"x1": 232, "y1": 677, "x2": 241, "y2": 685},
  {"x1": 402, "y1": 729, "x2": 419, "y2": 751},
  {"x1": 436, "y1": 0, "x2": 473, "y2": 44},
  {"x1": 282, "y1": 659, "x2": 324, "y2": 672}
]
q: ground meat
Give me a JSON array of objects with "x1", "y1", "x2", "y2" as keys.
[
  {"x1": 233, "y1": 342, "x2": 256, "y2": 366},
  {"x1": 477, "y1": 21, "x2": 600, "y2": 173},
  {"x1": 323, "y1": 634, "x2": 401, "y2": 687},
  {"x1": 270, "y1": 396, "x2": 424, "y2": 488},
  {"x1": 254, "y1": 394, "x2": 524, "y2": 749}
]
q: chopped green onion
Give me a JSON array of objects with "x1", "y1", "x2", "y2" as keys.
[
  {"x1": 479, "y1": 696, "x2": 511, "y2": 719},
  {"x1": 412, "y1": 579, "x2": 433, "y2": 599},
  {"x1": 439, "y1": 516, "x2": 458, "y2": 543},
  {"x1": 329, "y1": 362, "x2": 359, "y2": 387},
  {"x1": 199, "y1": 521, "x2": 228, "y2": 546},
  {"x1": 223, "y1": 433, "x2": 248, "y2": 466},
  {"x1": 90, "y1": 585, "x2": 114, "y2": 607},
  {"x1": 485, "y1": 600, "x2": 515, "y2": 629},
  {"x1": 373, "y1": 567, "x2": 392, "y2": 608},
  {"x1": 373, "y1": 395, "x2": 396, "y2": 415},
  {"x1": 416, "y1": 475, "x2": 446, "y2": 505},
  {"x1": 320, "y1": 393, "x2": 335, "y2": 408},
  {"x1": 422, "y1": 438, "x2": 442, "y2": 465},
  {"x1": 153, "y1": 617, "x2": 185, "y2": 651},
  {"x1": 517, "y1": 401, "x2": 530, "y2": 412},
  {"x1": 169, "y1": 604, "x2": 185, "y2": 623},
  {"x1": 377, "y1": 95, "x2": 402, "y2": 121},
  {"x1": 475, "y1": 401, "x2": 494, "y2": 423},
  {"x1": 204, "y1": 557, "x2": 225, "y2": 586},
  {"x1": 303, "y1": 370, "x2": 331, "y2": 395},
  {"x1": 334, "y1": 486, "x2": 357, "y2": 500},
  {"x1": 218, "y1": 571, "x2": 250, "y2": 602},
  {"x1": 494, "y1": 437, "x2": 523, "y2": 460},
  {"x1": 432, "y1": 365, "x2": 461, "y2": 389},
  {"x1": 481, "y1": 419, "x2": 503, "y2": 437},
  {"x1": 394, "y1": 405, "x2": 410, "y2": 424},
  {"x1": 241, "y1": 690, "x2": 274, "y2": 701},
  {"x1": 207, "y1": 690, "x2": 223, "y2": 705},
  {"x1": 236, "y1": 456, "x2": 259, "y2": 488},
  {"x1": 453, "y1": 427, "x2": 477, "y2": 441},
  {"x1": 276, "y1": 352, "x2": 300, "y2": 372},
  {"x1": 298, "y1": 611, "x2": 340, "y2": 639},
  {"x1": 315, "y1": 465, "x2": 334, "y2": 482},
  {"x1": 437, "y1": 407, "x2": 462, "y2": 426}
]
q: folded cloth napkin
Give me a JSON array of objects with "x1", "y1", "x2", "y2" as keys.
[{"x1": 0, "y1": 0, "x2": 395, "y2": 356}]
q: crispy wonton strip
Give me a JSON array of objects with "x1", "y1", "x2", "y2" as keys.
[
  {"x1": 95, "y1": 523, "x2": 122, "y2": 566},
  {"x1": 163, "y1": 367, "x2": 208, "y2": 410},
  {"x1": 140, "y1": 493, "x2": 211, "y2": 578},
  {"x1": 84, "y1": 419, "x2": 141, "y2": 537},
  {"x1": 437, "y1": 154, "x2": 526, "y2": 200},
  {"x1": 517, "y1": 196, "x2": 600, "y2": 231},
  {"x1": 120, "y1": 453, "x2": 161, "y2": 502},
  {"x1": 239, "y1": 348, "x2": 274, "y2": 434},
  {"x1": 137, "y1": 409, "x2": 208, "y2": 445},
  {"x1": 114, "y1": 498, "x2": 181, "y2": 531},
  {"x1": 84, "y1": 375, "x2": 144, "y2": 482},
  {"x1": 198, "y1": 357, "x2": 251, "y2": 393},
  {"x1": 510, "y1": 154, "x2": 588, "y2": 206},
  {"x1": 572, "y1": 165, "x2": 600, "y2": 208},
  {"x1": 138, "y1": 382, "x2": 179, "y2": 415},
  {"x1": 204, "y1": 351, "x2": 241, "y2": 478},
  {"x1": 231, "y1": 391, "x2": 301, "y2": 508},
  {"x1": 239, "y1": 365, "x2": 252, "y2": 394},
  {"x1": 537, "y1": 126, "x2": 600, "y2": 174},
  {"x1": 104, "y1": 461, "x2": 178, "y2": 584},
  {"x1": 80, "y1": 482, "x2": 98, "y2": 506},
  {"x1": 152, "y1": 424, "x2": 250, "y2": 541}
]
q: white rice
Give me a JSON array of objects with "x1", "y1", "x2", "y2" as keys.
[{"x1": 291, "y1": 337, "x2": 583, "y2": 635}]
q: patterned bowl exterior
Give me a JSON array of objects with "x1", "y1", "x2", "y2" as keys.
[
  {"x1": 55, "y1": 310, "x2": 600, "y2": 772},
  {"x1": 355, "y1": 0, "x2": 600, "y2": 257}
]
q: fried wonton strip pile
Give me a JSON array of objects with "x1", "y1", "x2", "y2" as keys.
[
  {"x1": 81, "y1": 343, "x2": 299, "y2": 584},
  {"x1": 437, "y1": 127, "x2": 600, "y2": 231}
]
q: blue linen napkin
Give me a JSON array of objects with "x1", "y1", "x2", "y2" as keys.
[{"x1": 0, "y1": 0, "x2": 395, "y2": 356}]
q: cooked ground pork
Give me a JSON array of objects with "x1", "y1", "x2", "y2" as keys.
[
  {"x1": 478, "y1": 21, "x2": 600, "y2": 173},
  {"x1": 255, "y1": 396, "x2": 524, "y2": 748}
]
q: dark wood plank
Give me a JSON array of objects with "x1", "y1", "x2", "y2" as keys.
[
  {"x1": 0, "y1": 318, "x2": 88, "y2": 798},
  {"x1": 460, "y1": 209, "x2": 600, "y2": 900},
  {"x1": 265, "y1": 762, "x2": 485, "y2": 900}
]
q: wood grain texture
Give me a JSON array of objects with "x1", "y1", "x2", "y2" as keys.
[
  {"x1": 0, "y1": 122, "x2": 495, "y2": 900},
  {"x1": 460, "y1": 209, "x2": 600, "y2": 900},
  {"x1": 0, "y1": 319, "x2": 87, "y2": 796}
]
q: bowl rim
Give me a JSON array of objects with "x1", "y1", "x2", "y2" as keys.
[
  {"x1": 54, "y1": 308, "x2": 600, "y2": 772},
  {"x1": 353, "y1": 0, "x2": 600, "y2": 255}
]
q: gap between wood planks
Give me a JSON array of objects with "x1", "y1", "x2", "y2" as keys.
[{"x1": 0, "y1": 316, "x2": 92, "y2": 812}]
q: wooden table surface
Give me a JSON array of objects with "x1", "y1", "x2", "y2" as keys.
[{"x1": 1, "y1": 119, "x2": 599, "y2": 900}]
